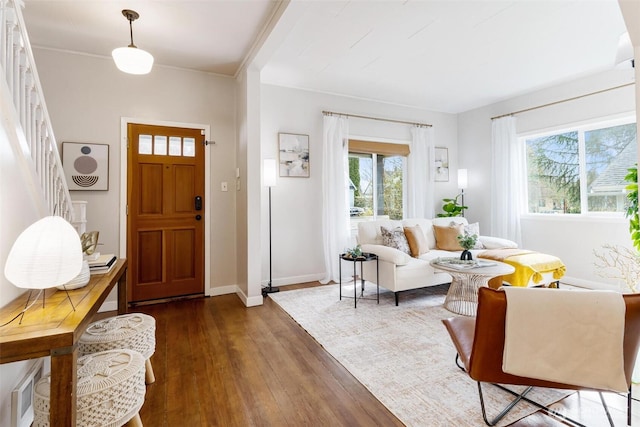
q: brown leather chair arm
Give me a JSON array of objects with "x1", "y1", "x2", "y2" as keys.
[{"x1": 441, "y1": 317, "x2": 475, "y2": 371}]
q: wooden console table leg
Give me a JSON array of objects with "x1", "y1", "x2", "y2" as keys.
[
  {"x1": 50, "y1": 347, "x2": 78, "y2": 427},
  {"x1": 117, "y1": 267, "x2": 128, "y2": 315}
]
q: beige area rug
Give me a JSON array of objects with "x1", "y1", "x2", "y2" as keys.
[{"x1": 270, "y1": 283, "x2": 572, "y2": 427}]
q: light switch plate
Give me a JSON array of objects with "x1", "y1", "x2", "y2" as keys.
[{"x1": 221, "y1": 182, "x2": 228, "y2": 192}]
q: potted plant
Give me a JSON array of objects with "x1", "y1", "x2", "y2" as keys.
[
  {"x1": 437, "y1": 193, "x2": 468, "y2": 217},
  {"x1": 457, "y1": 233, "x2": 477, "y2": 261}
]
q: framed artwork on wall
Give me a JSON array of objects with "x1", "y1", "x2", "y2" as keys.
[
  {"x1": 279, "y1": 133, "x2": 310, "y2": 177},
  {"x1": 62, "y1": 142, "x2": 109, "y2": 190},
  {"x1": 434, "y1": 147, "x2": 449, "y2": 182}
]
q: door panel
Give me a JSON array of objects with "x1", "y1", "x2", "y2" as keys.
[{"x1": 128, "y1": 123, "x2": 205, "y2": 302}]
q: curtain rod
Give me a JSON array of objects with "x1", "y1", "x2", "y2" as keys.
[
  {"x1": 322, "y1": 110, "x2": 432, "y2": 128},
  {"x1": 491, "y1": 82, "x2": 635, "y2": 120}
]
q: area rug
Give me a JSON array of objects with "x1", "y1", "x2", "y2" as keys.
[{"x1": 270, "y1": 284, "x2": 571, "y2": 427}]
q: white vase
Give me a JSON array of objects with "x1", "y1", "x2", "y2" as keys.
[{"x1": 57, "y1": 260, "x2": 90, "y2": 290}]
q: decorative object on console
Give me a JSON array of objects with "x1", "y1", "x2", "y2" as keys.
[
  {"x1": 88, "y1": 254, "x2": 118, "y2": 275},
  {"x1": 112, "y1": 9, "x2": 154, "y2": 75},
  {"x1": 4, "y1": 216, "x2": 83, "y2": 320},
  {"x1": 263, "y1": 159, "x2": 279, "y2": 296},
  {"x1": 457, "y1": 169, "x2": 468, "y2": 217}
]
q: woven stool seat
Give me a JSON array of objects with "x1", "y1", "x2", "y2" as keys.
[
  {"x1": 33, "y1": 349, "x2": 146, "y2": 427},
  {"x1": 79, "y1": 313, "x2": 156, "y2": 384}
]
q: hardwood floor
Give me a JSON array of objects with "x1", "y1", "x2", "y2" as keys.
[{"x1": 104, "y1": 282, "x2": 638, "y2": 426}]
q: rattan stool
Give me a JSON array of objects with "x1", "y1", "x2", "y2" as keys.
[
  {"x1": 79, "y1": 313, "x2": 156, "y2": 384},
  {"x1": 33, "y1": 349, "x2": 146, "y2": 427}
]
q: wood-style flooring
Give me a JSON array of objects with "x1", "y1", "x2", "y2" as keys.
[{"x1": 105, "y1": 282, "x2": 638, "y2": 426}]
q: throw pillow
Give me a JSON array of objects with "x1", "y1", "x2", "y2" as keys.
[
  {"x1": 380, "y1": 226, "x2": 411, "y2": 255},
  {"x1": 455, "y1": 221, "x2": 485, "y2": 249},
  {"x1": 403, "y1": 225, "x2": 429, "y2": 257},
  {"x1": 433, "y1": 223, "x2": 465, "y2": 251}
]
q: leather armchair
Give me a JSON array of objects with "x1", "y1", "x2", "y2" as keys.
[{"x1": 442, "y1": 287, "x2": 640, "y2": 426}]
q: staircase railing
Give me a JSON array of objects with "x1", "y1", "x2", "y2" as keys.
[{"x1": 0, "y1": 0, "x2": 72, "y2": 220}]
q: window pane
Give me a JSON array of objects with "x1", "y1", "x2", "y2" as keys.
[
  {"x1": 169, "y1": 136, "x2": 181, "y2": 156},
  {"x1": 154, "y1": 135, "x2": 167, "y2": 156},
  {"x1": 349, "y1": 154, "x2": 373, "y2": 219},
  {"x1": 526, "y1": 131, "x2": 580, "y2": 214},
  {"x1": 585, "y1": 123, "x2": 637, "y2": 213},
  {"x1": 183, "y1": 138, "x2": 195, "y2": 157},
  {"x1": 379, "y1": 155, "x2": 403, "y2": 220},
  {"x1": 138, "y1": 134, "x2": 152, "y2": 155}
]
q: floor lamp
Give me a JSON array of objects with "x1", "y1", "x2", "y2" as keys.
[
  {"x1": 263, "y1": 159, "x2": 279, "y2": 296},
  {"x1": 458, "y1": 169, "x2": 468, "y2": 217}
]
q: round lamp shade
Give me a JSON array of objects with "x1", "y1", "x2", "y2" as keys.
[
  {"x1": 112, "y1": 46, "x2": 154, "y2": 75},
  {"x1": 5, "y1": 216, "x2": 83, "y2": 289}
]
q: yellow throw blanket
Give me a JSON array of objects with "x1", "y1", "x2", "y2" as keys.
[
  {"x1": 502, "y1": 287, "x2": 628, "y2": 392},
  {"x1": 478, "y1": 249, "x2": 566, "y2": 287}
]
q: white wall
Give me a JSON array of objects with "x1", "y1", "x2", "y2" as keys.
[
  {"x1": 458, "y1": 69, "x2": 636, "y2": 289},
  {"x1": 260, "y1": 84, "x2": 458, "y2": 287},
  {"x1": 32, "y1": 48, "x2": 239, "y2": 299}
]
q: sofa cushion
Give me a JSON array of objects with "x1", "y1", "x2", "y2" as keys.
[
  {"x1": 357, "y1": 220, "x2": 401, "y2": 245},
  {"x1": 403, "y1": 225, "x2": 429, "y2": 257},
  {"x1": 402, "y1": 218, "x2": 436, "y2": 249},
  {"x1": 433, "y1": 223, "x2": 465, "y2": 251},
  {"x1": 381, "y1": 226, "x2": 411, "y2": 254}
]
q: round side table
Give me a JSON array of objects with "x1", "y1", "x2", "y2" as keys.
[{"x1": 339, "y1": 252, "x2": 379, "y2": 308}]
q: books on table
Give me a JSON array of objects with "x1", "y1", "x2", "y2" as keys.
[{"x1": 89, "y1": 253, "x2": 117, "y2": 275}]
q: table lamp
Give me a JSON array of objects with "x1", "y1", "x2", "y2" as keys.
[{"x1": 4, "y1": 216, "x2": 83, "y2": 317}]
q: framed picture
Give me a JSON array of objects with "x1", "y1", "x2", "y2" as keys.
[
  {"x1": 62, "y1": 142, "x2": 109, "y2": 190},
  {"x1": 434, "y1": 147, "x2": 449, "y2": 182},
  {"x1": 279, "y1": 133, "x2": 309, "y2": 177}
]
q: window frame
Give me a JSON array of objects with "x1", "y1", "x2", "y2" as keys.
[{"x1": 520, "y1": 113, "x2": 636, "y2": 218}]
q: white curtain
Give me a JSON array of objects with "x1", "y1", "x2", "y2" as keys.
[
  {"x1": 321, "y1": 115, "x2": 350, "y2": 284},
  {"x1": 490, "y1": 116, "x2": 525, "y2": 245},
  {"x1": 407, "y1": 126, "x2": 435, "y2": 219}
]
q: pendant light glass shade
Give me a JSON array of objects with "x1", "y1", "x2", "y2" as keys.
[
  {"x1": 112, "y1": 46, "x2": 154, "y2": 75},
  {"x1": 4, "y1": 216, "x2": 83, "y2": 289},
  {"x1": 113, "y1": 9, "x2": 154, "y2": 75}
]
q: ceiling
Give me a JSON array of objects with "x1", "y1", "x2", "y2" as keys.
[{"x1": 22, "y1": 0, "x2": 630, "y2": 114}]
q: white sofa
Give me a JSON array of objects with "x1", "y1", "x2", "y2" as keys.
[{"x1": 356, "y1": 217, "x2": 518, "y2": 305}]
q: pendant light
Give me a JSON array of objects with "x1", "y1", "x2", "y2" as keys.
[{"x1": 112, "y1": 9, "x2": 154, "y2": 75}]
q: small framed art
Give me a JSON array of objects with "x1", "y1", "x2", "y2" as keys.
[
  {"x1": 434, "y1": 147, "x2": 449, "y2": 182},
  {"x1": 62, "y1": 142, "x2": 109, "y2": 190},
  {"x1": 279, "y1": 133, "x2": 309, "y2": 177}
]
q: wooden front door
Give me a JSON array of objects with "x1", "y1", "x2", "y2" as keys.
[{"x1": 127, "y1": 123, "x2": 205, "y2": 302}]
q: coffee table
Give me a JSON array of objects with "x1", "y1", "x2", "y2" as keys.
[{"x1": 431, "y1": 259, "x2": 515, "y2": 316}]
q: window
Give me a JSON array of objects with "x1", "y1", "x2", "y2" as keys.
[
  {"x1": 524, "y1": 117, "x2": 637, "y2": 214},
  {"x1": 348, "y1": 140, "x2": 408, "y2": 230}
]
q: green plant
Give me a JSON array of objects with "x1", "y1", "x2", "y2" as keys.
[
  {"x1": 457, "y1": 233, "x2": 477, "y2": 250},
  {"x1": 345, "y1": 244, "x2": 363, "y2": 258},
  {"x1": 436, "y1": 193, "x2": 468, "y2": 217},
  {"x1": 625, "y1": 164, "x2": 639, "y2": 251}
]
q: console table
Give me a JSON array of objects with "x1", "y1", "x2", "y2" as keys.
[{"x1": 0, "y1": 258, "x2": 128, "y2": 427}]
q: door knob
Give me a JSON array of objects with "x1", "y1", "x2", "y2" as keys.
[{"x1": 195, "y1": 214, "x2": 202, "y2": 221}]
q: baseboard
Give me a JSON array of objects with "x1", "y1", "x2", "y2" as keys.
[
  {"x1": 262, "y1": 272, "x2": 324, "y2": 288},
  {"x1": 561, "y1": 275, "x2": 622, "y2": 291}
]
